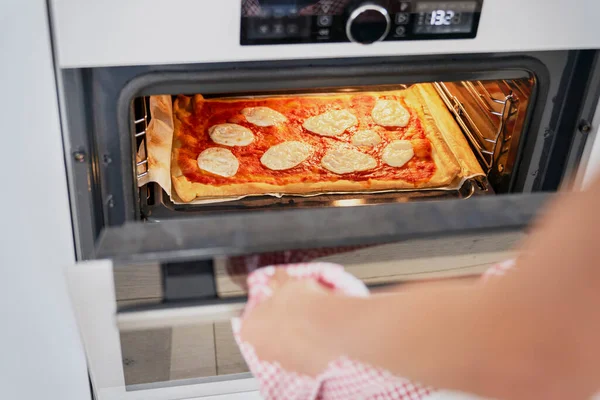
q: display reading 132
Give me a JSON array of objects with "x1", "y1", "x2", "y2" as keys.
[
  {"x1": 414, "y1": 1, "x2": 478, "y2": 34},
  {"x1": 428, "y1": 10, "x2": 461, "y2": 26}
]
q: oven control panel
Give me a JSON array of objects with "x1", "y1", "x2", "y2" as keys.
[{"x1": 241, "y1": 0, "x2": 483, "y2": 45}]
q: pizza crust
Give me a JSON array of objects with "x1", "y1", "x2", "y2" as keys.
[
  {"x1": 170, "y1": 85, "x2": 479, "y2": 202},
  {"x1": 412, "y1": 83, "x2": 484, "y2": 178},
  {"x1": 173, "y1": 174, "x2": 459, "y2": 200},
  {"x1": 402, "y1": 86, "x2": 462, "y2": 187}
]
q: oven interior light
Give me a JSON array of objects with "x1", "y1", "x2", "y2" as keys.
[{"x1": 333, "y1": 199, "x2": 367, "y2": 207}]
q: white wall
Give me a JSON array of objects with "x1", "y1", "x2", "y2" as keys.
[{"x1": 0, "y1": 1, "x2": 91, "y2": 399}]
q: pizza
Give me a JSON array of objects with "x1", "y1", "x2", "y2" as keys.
[{"x1": 170, "y1": 84, "x2": 469, "y2": 202}]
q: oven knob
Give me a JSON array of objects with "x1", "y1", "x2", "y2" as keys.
[{"x1": 346, "y1": 3, "x2": 391, "y2": 44}]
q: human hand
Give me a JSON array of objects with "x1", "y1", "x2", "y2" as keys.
[{"x1": 239, "y1": 269, "x2": 347, "y2": 377}]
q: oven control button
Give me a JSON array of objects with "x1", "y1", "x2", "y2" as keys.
[
  {"x1": 287, "y1": 23, "x2": 299, "y2": 35},
  {"x1": 318, "y1": 15, "x2": 333, "y2": 27},
  {"x1": 395, "y1": 12, "x2": 409, "y2": 25},
  {"x1": 395, "y1": 26, "x2": 406, "y2": 36},
  {"x1": 346, "y1": 4, "x2": 391, "y2": 44},
  {"x1": 258, "y1": 24, "x2": 270, "y2": 35}
]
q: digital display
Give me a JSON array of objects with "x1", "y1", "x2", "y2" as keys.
[
  {"x1": 240, "y1": 0, "x2": 482, "y2": 45},
  {"x1": 428, "y1": 10, "x2": 461, "y2": 26},
  {"x1": 414, "y1": 1, "x2": 478, "y2": 34}
]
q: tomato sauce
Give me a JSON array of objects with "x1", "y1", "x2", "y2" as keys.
[{"x1": 176, "y1": 93, "x2": 436, "y2": 186}]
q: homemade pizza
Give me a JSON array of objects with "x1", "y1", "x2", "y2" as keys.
[{"x1": 169, "y1": 84, "x2": 476, "y2": 202}]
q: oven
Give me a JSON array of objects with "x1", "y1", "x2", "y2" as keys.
[{"x1": 44, "y1": 0, "x2": 600, "y2": 399}]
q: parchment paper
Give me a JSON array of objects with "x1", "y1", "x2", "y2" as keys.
[{"x1": 139, "y1": 88, "x2": 485, "y2": 205}]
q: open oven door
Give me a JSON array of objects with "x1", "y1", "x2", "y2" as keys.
[{"x1": 68, "y1": 192, "x2": 550, "y2": 400}]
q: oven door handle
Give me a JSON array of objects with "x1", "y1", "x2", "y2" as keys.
[{"x1": 116, "y1": 301, "x2": 245, "y2": 331}]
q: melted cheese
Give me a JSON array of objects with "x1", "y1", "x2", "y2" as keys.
[
  {"x1": 321, "y1": 145, "x2": 377, "y2": 174},
  {"x1": 382, "y1": 140, "x2": 414, "y2": 167},
  {"x1": 197, "y1": 148, "x2": 239, "y2": 177},
  {"x1": 303, "y1": 109, "x2": 357, "y2": 137},
  {"x1": 242, "y1": 106, "x2": 287, "y2": 127},
  {"x1": 261, "y1": 141, "x2": 313, "y2": 171},
  {"x1": 371, "y1": 100, "x2": 410, "y2": 127},
  {"x1": 208, "y1": 123, "x2": 254, "y2": 146},
  {"x1": 351, "y1": 129, "x2": 381, "y2": 146}
]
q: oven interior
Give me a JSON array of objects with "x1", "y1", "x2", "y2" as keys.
[{"x1": 133, "y1": 77, "x2": 534, "y2": 220}]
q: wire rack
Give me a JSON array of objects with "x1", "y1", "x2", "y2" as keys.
[
  {"x1": 134, "y1": 97, "x2": 149, "y2": 180},
  {"x1": 434, "y1": 80, "x2": 521, "y2": 174}
]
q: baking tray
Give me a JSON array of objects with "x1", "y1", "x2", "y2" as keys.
[
  {"x1": 141, "y1": 177, "x2": 491, "y2": 220},
  {"x1": 137, "y1": 85, "x2": 487, "y2": 213}
]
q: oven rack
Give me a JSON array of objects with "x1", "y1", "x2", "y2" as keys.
[
  {"x1": 434, "y1": 80, "x2": 521, "y2": 174},
  {"x1": 134, "y1": 97, "x2": 149, "y2": 180}
]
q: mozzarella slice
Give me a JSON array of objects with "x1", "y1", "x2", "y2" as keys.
[
  {"x1": 371, "y1": 100, "x2": 410, "y2": 127},
  {"x1": 197, "y1": 148, "x2": 239, "y2": 177},
  {"x1": 261, "y1": 141, "x2": 313, "y2": 171},
  {"x1": 303, "y1": 109, "x2": 357, "y2": 137},
  {"x1": 242, "y1": 107, "x2": 287, "y2": 127},
  {"x1": 352, "y1": 129, "x2": 381, "y2": 147},
  {"x1": 321, "y1": 145, "x2": 377, "y2": 174},
  {"x1": 208, "y1": 123, "x2": 254, "y2": 146},
  {"x1": 382, "y1": 140, "x2": 414, "y2": 167}
]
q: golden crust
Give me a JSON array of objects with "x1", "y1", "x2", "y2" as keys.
[
  {"x1": 173, "y1": 174, "x2": 456, "y2": 201},
  {"x1": 402, "y1": 85, "x2": 461, "y2": 186},
  {"x1": 171, "y1": 85, "x2": 473, "y2": 202},
  {"x1": 412, "y1": 83, "x2": 484, "y2": 177}
]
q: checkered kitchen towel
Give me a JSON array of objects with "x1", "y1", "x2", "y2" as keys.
[
  {"x1": 232, "y1": 262, "x2": 434, "y2": 400},
  {"x1": 232, "y1": 261, "x2": 517, "y2": 400}
]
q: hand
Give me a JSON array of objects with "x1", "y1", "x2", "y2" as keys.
[{"x1": 239, "y1": 269, "x2": 344, "y2": 377}]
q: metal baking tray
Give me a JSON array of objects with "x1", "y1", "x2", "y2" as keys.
[{"x1": 141, "y1": 177, "x2": 491, "y2": 221}]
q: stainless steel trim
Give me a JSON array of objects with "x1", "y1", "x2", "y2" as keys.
[
  {"x1": 117, "y1": 302, "x2": 245, "y2": 331},
  {"x1": 346, "y1": 4, "x2": 391, "y2": 44}
]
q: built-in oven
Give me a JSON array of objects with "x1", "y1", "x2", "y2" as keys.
[{"x1": 50, "y1": 0, "x2": 600, "y2": 399}]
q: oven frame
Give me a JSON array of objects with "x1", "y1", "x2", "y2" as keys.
[
  {"x1": 61, "y1": 50, "x2": 598, "y2": 260},
  {"x1": 57, "y1": 51, "x2": 600, "y2": 400}
]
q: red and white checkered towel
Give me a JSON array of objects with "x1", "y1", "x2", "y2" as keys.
[
  {"x1": 233, "y1": 260, "x2": 516, "y2": 400},
  {"x1": 232, "y1": 262, "x2": 434, "y2": 400}
]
